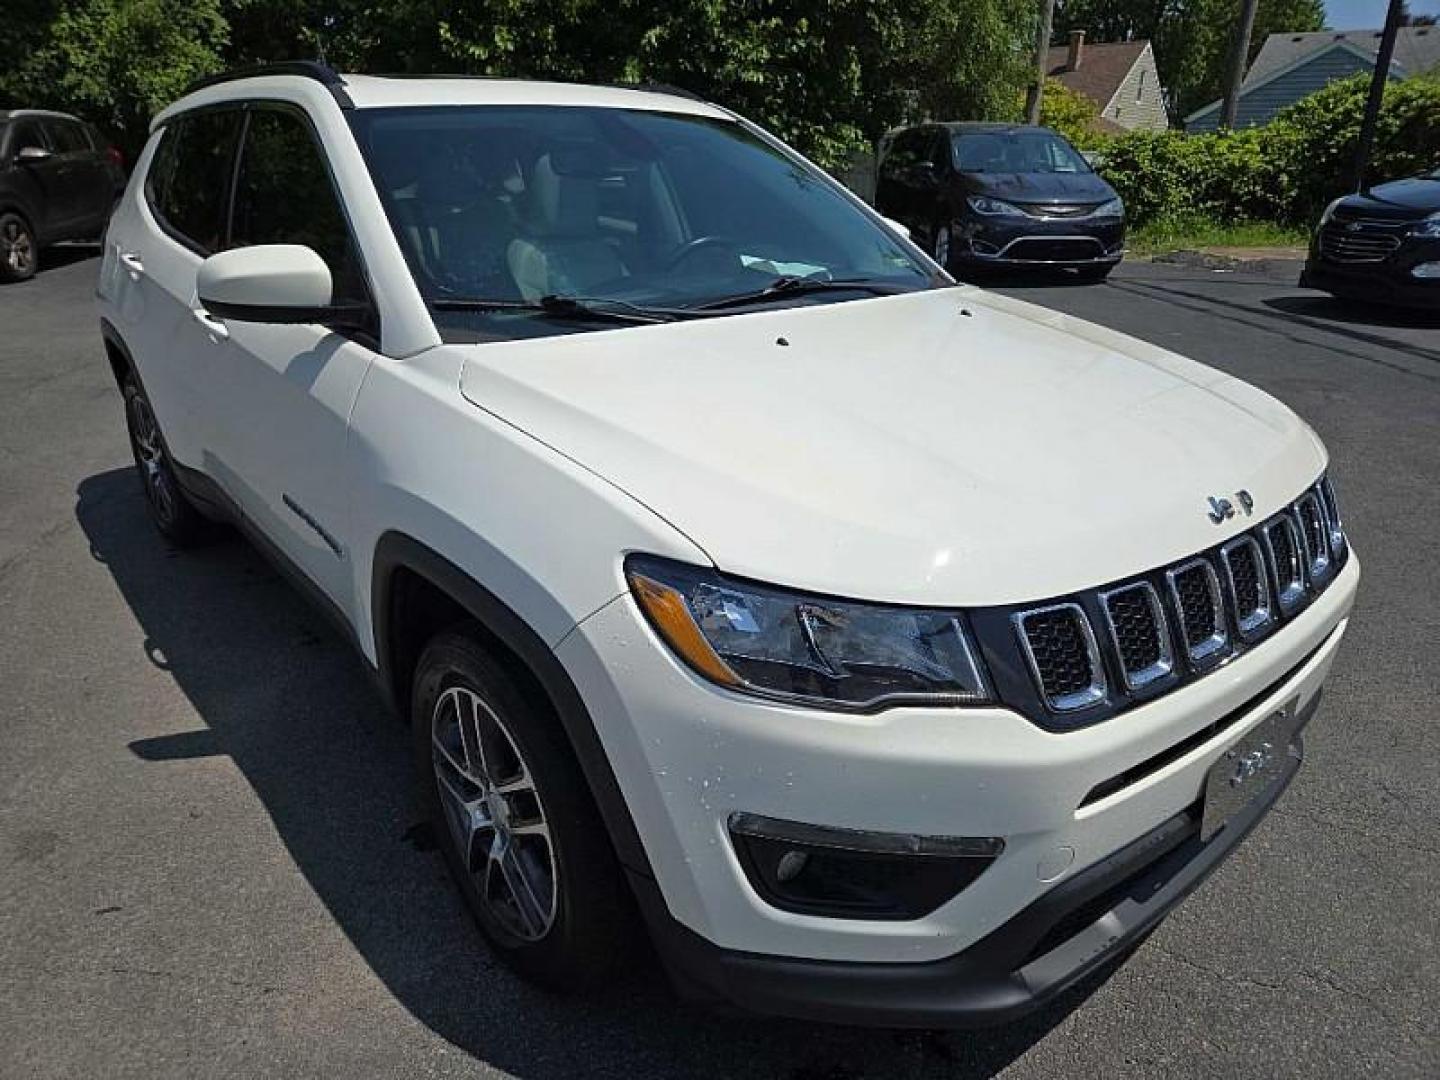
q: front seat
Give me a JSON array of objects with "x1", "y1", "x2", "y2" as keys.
[
  {"x1": 507, "y1": 151, "x2": 625, "y2": 299},
  {"x1": 412, "y1": 152, "x2": 518, "y2": 294}
]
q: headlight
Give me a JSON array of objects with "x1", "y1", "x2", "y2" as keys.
[
  {"x1": 1094, "y1": 197, "x2": 1124, "y2": 218},
  {"x1": 1319, "y1": 198, "x2": 1345, "y2": 226},
  {"x1": 625, "y1": 556, "x2": 991, "y2": 709},
  {"x1": 967, "y1": 195, "x2": 1026, "y2": 217},
  {"x1": 1411, "y1": 211, "x2": 1440, "y2": 238}
]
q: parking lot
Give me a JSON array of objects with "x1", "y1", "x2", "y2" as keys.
[{"x1": 0, "y1": 250, "x2": 1436, "y2": 1078}]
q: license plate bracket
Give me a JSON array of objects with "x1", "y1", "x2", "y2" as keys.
[{"x1": 1200, "y1": 697, "x2": 1301, "y2": 841}]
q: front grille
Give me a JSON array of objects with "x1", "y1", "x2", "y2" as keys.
[
  {"x1": 1100, "y1": 583, "x2": 1172, "y2": 689},
  {"x1": 1319, "y1": 223, "x2": 1402, "y2": 264},
  {"x1": 1014, "y1": 604, "x2": 1105, "y2": 711},
  {"x1": 1014, "y1": 202, "x2": 1099, "y2": 218},
  {"x1": 1167, "y1": 559, "x2": 1228, "y2": 664},
  {"x1": 1004, "y1": 237, "x2": 1105, "y2": 262},
  {"x1": 1004, "y1": 478, "x2": 1347, "y2": 724},
  {"x1": 1221, "y1": 536, "x2": 1272, "y2": 638}
]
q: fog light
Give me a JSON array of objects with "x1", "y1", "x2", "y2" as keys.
[
  {"x1": 1411, "y1": 262, "x2": 1440, "y2": 279},
  {"x1": 728, "y1": 813, "x2": 1003, "y2": 920}
]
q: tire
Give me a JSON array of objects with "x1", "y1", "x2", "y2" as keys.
[
  {"x1": 412, "y1": 629, "x2": 634, "y2": 990},
  {"x1": 933, "y1": 223, "x2": 953, "y2": 271},
  {"x1": 122, "y1": 381, "x2": 213, "y2": 546},
  {"x1": 1075, "y1": 263, "x2": 1114, "y2": 283},
  {"x1": 0, "y1": 211, "x2": 38, "y2": 283}
]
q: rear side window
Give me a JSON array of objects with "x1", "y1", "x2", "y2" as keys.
[
  {"x1": 146, "y1": 110, "x2": 243, "y2": 254},
  {"x1": 9, "y1": 120, "x2": 49, "y2": 156},
  {"x1": 45, "y1": 120, "x2": 89, "y2": 154},
  {"x1": 229, "y1": 107, "x2": 368, "y2": 305}
]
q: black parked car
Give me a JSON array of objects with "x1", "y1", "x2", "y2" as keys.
[
  {"x1": 0, "y1": 109, "x2": 126, "y2": 282},
  {"x1": 876, "y1": 122, "x2": 1124, "y2": 281},
  {"x1": 1301, "y1": 168, "x2": 1440, "y2": 310}
]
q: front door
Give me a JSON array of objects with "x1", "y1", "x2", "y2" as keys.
[{"x1": 199, "y1": 104, "x2": 379, "y2": 613}]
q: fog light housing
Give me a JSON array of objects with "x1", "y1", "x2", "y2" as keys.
[
  {"x1": 728, "y1": 813, "x2": 1003, "y2": 920},
  {"x1": 1410, "y1": 262, "x2": 1440, "y2": 279}
]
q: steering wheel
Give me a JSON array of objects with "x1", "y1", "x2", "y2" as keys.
[{"x1": 664, "y1": 235, "x2": 739, "y2": 271}]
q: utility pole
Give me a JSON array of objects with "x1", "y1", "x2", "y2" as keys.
[
  {"x1": 1025, "y1": 0, "x2": 1057, "y2": 125},
  {"x1": 1352, "y1": 0, "x2": 1406, "y2": 191},
  {"x1": 1219, "y1": 0, "x2": 1261, "y2": 130}
]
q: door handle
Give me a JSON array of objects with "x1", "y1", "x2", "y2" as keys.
[
  {"x1": 118, "y1": 251, "x2": 144, "y2": 279},
  {"x1": 191, "y1": 307, "x2": 230, "y2": 342}
]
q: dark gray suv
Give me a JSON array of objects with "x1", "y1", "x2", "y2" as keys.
[{"x1": 0, "y1": 109, "x2": 126, "y2": 282}]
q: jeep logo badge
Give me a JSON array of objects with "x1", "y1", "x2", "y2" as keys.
[{"x1": 1208, "y1": 490, "x2": 1254, "y2": 524}]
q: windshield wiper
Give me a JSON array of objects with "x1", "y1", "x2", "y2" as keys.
[
  {"x1": 430, "y1": 294, "x2": 683, "y2": 325},
  {"x1": 691, "y1": 276, "x2": 913, "y2": 311}
]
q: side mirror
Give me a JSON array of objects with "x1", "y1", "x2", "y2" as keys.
[
  {"x1": 881, "y1": 216, "x2": 911, "y2": 240},
  {"x1": 197, "y1": 244, "x2": 363, "y2": 326},
  {"x1": 16, "y1": 146, "x2": 52, "y2": 163}
]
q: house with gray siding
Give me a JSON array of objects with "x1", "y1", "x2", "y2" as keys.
[{"x1": 1186, "y1": 27, "x2": 1440, "y2": 132}]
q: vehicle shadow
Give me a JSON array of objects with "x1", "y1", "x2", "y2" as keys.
[
  {"x1": 77, "y1": 466, "x2": 1109, "y2": 1079},
  {"x1": 1263, "y1": 294, "x2": 1440, "y2": 330},
  {"x1": 31, "y1": 242, "x2": 102, "y2": 278}
]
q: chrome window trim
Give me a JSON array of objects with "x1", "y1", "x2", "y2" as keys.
[
  {"x1": 1098, "y1": 582, "x2": 1174, "y2": 690},
  {"x1": 1261, "y1": 513, "x2": 1306, "y2": 612},
  {"x1": 1220, "y1": 534, "x2": 1274, "y2": 640},
  {"x1": 1012, "y1": 603, "x2": 1107, "y2": 712},
  {"x1": 1294, "y1": 492, "x2": 1332, "y2": 584},
  {"x1": 1165, "y1": 558, "x2": 1229, "y2": 665}
]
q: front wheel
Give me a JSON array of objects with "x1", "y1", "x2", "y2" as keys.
[
  {"x1": 412, "y1": 630, "x2": 635, "y2": 990},
  {"x1": 0, "y1": 212, "x2": 37, "y2": 283},
  {"x1": 1075, "y1": 263, "x2": 1115, "y2": 283},
  {"x1": 933, "y1": 224, "x2": 953, "y2": 271}
]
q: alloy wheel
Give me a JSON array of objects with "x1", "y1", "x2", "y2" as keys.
[
  {"x1": 127, "y1": 392, "x2": 178, "y2": 528},
  {"x1": 1, "y1": 218, "x2": 35, "y2": 277},
  {"x1": 431, "y1": 685, "x2": 558, "y2": 942}
]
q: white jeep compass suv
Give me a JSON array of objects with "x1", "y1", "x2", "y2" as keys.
[{"x1": 96, "y1": 62, "x2": 1358, "y2": 1028}]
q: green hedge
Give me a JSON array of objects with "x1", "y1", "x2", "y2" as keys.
[{"x1": 1096, "y1": 74, "x2": 1440, "y2": 227}]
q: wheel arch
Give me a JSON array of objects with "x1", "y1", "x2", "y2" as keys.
[
  {"x1": 371, "y1": 530, "x2": 655, "y2": 880},
  {"x1": 99, "y1": 317, "x2": 136, "y2": 392}
]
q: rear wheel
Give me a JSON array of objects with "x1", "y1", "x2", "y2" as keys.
[
  {"x1": 0, "y1": 212, "x2": 37, "y2": 283},
  {"x1": 412, "y1": 630, "x2": 634, "y2": 989},
  {"x1": 123, "y1": 382, "x2": 212, "y2": 546}
]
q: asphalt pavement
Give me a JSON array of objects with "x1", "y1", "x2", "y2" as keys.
[{"x1": 1, "y1": 250, "x2": 1436, "y2": 1078}]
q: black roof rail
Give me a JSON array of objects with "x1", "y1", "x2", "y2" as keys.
[
  {"x1": 184, "y1": 61, "x2": 352, "y2": 108},
  {"x1": 610, "y1": 82, "x2": 708, "y2": 103}
]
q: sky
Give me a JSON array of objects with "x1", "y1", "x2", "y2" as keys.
[{"x1": 1325, "y1": 1, "x2": 1440, "y2": 28}]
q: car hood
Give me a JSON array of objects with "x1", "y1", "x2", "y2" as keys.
[
  {"x1": 962, "y1": 170, "x2": 1116, "y2": 205},
  {"x1": 457, "y1": 288, "x2": 1325, "y2": 606},
  {"x1": 1345, "y1": 174, "x2": 1440, "y2": 218}
]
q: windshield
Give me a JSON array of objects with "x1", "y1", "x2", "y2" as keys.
[
  {"x1": 348, "y1": 105, "x2": 932, "y2": 340},
  {"x1": 952, "y1": 129, "x2": 1091, "y2": 175}
]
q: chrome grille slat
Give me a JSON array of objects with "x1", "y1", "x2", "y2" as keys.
[
  {"x1": 1166, "y1": 558, "x2": 1229, "y2": 665},
  {"x1": 1261, "y1": 514, "x2": 1306, "y2": 612},
  {"x1": 1013, "y1": 604, "x2": 1106, "y2": 712},
  {"x1": 1220, "y1": 535, "x2": 1273, "y2": 639},
  {"x1": 1099, "y1": 583, "x2": 1172, "y2": 690},
  {"x1": 1294, "y1": 490, "x2": 1332, "y2": 583}
]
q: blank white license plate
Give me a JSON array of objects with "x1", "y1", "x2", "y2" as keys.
[{"x1": 1201, "y1": 698, "x2": 1300, "y2": 841}]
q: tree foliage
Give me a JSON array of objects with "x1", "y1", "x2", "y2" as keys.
[{"x1": 1, "y1": 1, "x2": 1035, "y2": 169}]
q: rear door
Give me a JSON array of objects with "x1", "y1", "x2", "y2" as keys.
[
  {"x1": 201, "y1": 103, "x2": 379, "y2": 608},
  {"x1": 113, "y1": 109, "x2": 244, "y2": 469}
]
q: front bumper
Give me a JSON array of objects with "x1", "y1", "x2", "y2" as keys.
[
  {"x1": 955, "y1": 211, "x2": 1125, "y2": 267},
  {"x1": 556, "y1": 553, "x2": 1357, "y2": 1021},
  {"x1": 1302, "y1": 234, "x2": 1440, "y2": 309}
]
